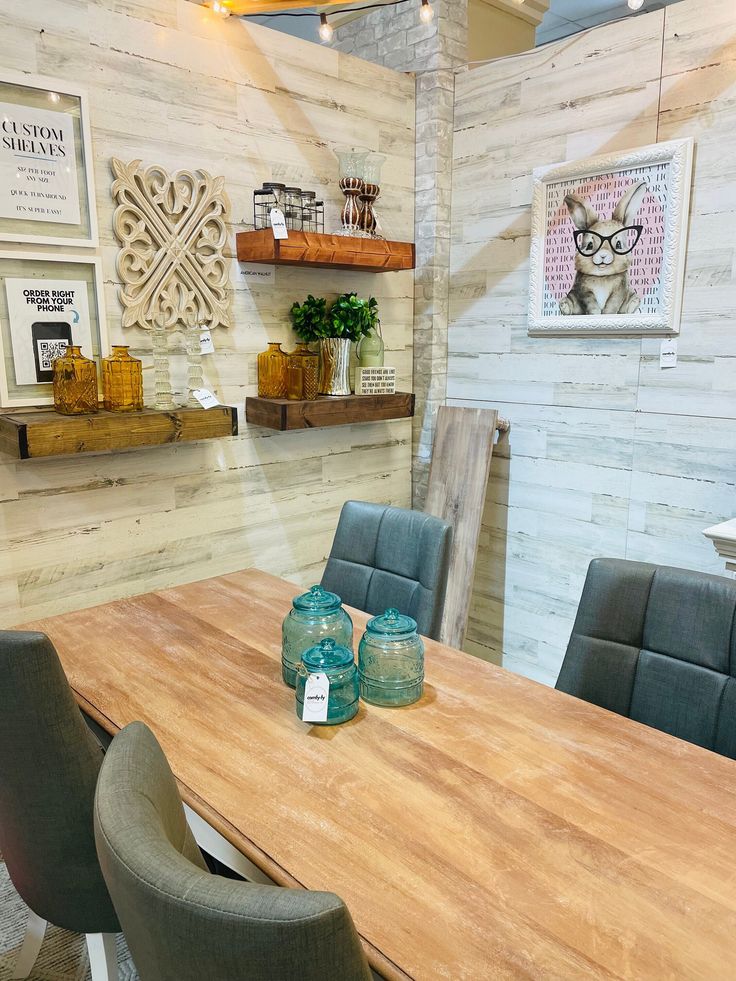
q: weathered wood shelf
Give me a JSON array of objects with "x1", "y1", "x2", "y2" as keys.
[
  {"x1": 246, "y1": 393, "x2": 415, "y2": 431},
  {"x1": 236, "y1": 230, "x2": 415, "y2": 272},
  {"x1": 0, "y1": 405, "x2": 238, "y2": 460}
]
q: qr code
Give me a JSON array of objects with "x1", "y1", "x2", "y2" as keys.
[{"x1": 38, "y1": 339, "x2": 69, "y2": 371}]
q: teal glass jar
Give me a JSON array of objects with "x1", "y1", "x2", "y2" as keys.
[
  {"x1": 281, "y1": 585, "x2": 353, "y2": 688},
  {"x1": 358, "y1": 608, "x2": 424, "y2": 707},
  {"x1": 295, "y1": 638, "x2": 360, "y2": 725}
]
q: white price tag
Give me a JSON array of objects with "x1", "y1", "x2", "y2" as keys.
[
  {"x1": 199, "y1": 328, "x2": 215, "y2": 355},
  {"x1": 192, "y1": 388, "x2": 219, "y2": 409},
  {"x1": 302, "y1": 672, "x2": 330, "y2": 723},
  {"x1": 660, "y1": 338, "x2": 678, "y2": 369},
  {"x1": 269, "y1": 208, "x2": 288, "y2": 240}
]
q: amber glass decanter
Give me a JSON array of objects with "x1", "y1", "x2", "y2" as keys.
[
  {"x1": 286, "y1": 356, "x2": 303, "y2": 401},
  {"x1": 102, "y1": 346, "x2": 143, "y2": 412},
  {"x1": 257, "y1": 342, "x2": 287, "y2": 398},
  {"x1": 293, "y1": 343, "x2": 319, "y2": 401},
  {"x1": 52, "y1": 345, "x2": 99, "y2": 415}
]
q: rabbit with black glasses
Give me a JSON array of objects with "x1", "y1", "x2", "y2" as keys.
[{"x1": 559, "y1": 180, "x2": 647, "y2": 315}]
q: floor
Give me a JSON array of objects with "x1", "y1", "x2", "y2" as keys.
[{"x1": 0, "y1": 859, "x2": 137, "y2": 981}]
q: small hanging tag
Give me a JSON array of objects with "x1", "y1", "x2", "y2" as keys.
[
  {"x1": 192, "y1": 388, "x2": 219, "y2": 409},
  {"x1": 660, "y1": 338, "x2": 678, "y2": 369},
  {"x1": 199, "y1": 328, "x2": 215, "y2": 356},
  {"x1": 270, "y1": 208, "x2": 288, "y2": 240},
  {"x1": 302, "y1": 672, "x2": 330, "y2": 723}
]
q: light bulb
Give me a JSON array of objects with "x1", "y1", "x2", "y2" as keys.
[
  {"x1": 627, "y1": 0, "x2": 645, "y2": 8},
  {"x1": 48, "y1": 91, "x2": 61, "y2": 104},
  {"x1": 211, "y1": 0, "x2": 230, "y2": 17},
  {"x1": 319, "y1": 13, "x2": 334, "y2": 42},
  {"x1": 420, "y1": 0, "x2": 434, "y2": 23}
]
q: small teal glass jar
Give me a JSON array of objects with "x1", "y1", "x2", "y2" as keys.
[
  {"x1": 358, "y1": 608, "x2": 424, "y2": 707},
  {"x1": 281, "y1": 585, "x2": 353, "y2": 688},
  {"x1": 295, "y1": 638, "x2": 360, "y2": 725}
]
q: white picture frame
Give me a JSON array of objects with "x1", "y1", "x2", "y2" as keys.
[
  {"x1": 528, "y1": 138, "x2": 694, "y2": 336},
  {"x1": 0, "y1": 251, "x2": 108, "y2": 408},
  {"x1": 0, "y1": 70, "x2": 98, "y2": 248}
]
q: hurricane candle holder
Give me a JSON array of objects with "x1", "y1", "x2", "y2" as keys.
[
  {"x1": 358, "y1": 153, "x2": 386, "y2": 238},
  {"x1": 335, "y1": 148, "x2": 368, "y2": 236}
]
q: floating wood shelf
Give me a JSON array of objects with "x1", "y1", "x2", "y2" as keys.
[
  {"x1": 0, "y1": 405, "x2": 238, "y2": 460},
  {"x1": 246, "y1": 393, "x2": 415, "y2": 431},
  {"x1": 236, "y1": 230, "x2": 415, "y2": 272}
]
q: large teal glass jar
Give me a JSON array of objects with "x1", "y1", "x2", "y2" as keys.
[
  {"x1": 295, "y1": 638, "x2": 359, "y2": 725},
  {"x1": 358, "y1": 608, "x2": 424, "y2": 707},
  {"x1": 281, "y1": 585, "x2": 353, "y2": 688}
]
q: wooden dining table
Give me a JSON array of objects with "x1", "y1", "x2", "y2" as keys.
[{"x1": 18, "y1": 568, "x2": 736, "y2": 980}]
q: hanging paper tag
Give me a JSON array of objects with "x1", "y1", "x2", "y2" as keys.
[
  {"x1": 302, "y1": 672, "x2": 330, "y2": 723},
  {"x1": 660, "y1": 338, "x2": 677, "y2": 369},
  {"x1": 199, "y1": 328, "x2": 215, "y2": 355},
  {"x1": 270, "y1": 208, "x2": 288, "y2": 240},
  {"x1": 192, "y1": 388, "x2": 219, "y2": 409}
]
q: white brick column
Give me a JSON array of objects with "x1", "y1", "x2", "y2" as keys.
[{"x1": 333, "y1": 0, "x2": 468, "y2": 506}]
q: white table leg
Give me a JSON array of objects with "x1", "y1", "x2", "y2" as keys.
[
  {"x1": 86, "y1": 933, "x2": 118, "y2": 981},
  {"x1": 184, "y1": 803, "x2": 275, "y2": 885},
  {"x1": 11, "y1": 910, "x2": 46, "y2": 979}
]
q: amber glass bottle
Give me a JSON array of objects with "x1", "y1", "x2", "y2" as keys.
[
  {"x1": 52, "y1": 345, "x2": 99, "y2": 415},
  {"x1": 293, "y1": 343, "x2": 319, "y2": 401},
  {"x1": 102, "y1": 346, "x2": 143, "y2": 412},
  {"x1": 257, "y1": 342, "x2": 287, "y2": 398},
  {"x1": 286, "y1": 357, "x2": 303, "y2": 400}
]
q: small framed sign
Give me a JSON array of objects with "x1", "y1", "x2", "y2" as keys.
[
  {"x1": 355, "y1": 366, "x2": 396, "y2": 396},
  {"x1": 0, "y1": 70, "x2": 98, "y2": 247},
  {"x1": 0, "y1": 251, "x2": 108, "y2": 407}
]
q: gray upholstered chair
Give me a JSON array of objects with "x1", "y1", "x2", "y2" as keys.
[
  {"x1": 321, "y1": 500, "x2": 453, "y2": 640},
  {"x1": 94, "y1": 721, "x2": 372, "y2": 981},
  {"x1": 0, "y1": 630, "x2": 120, "y2": 981},
  {"x1": 556, "y1": 558, "x2": 736, "y2": 757}
]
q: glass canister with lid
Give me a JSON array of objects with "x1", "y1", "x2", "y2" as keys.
[
  {"x1": 358, "y1": 608, "x2": 424, "y2": 707},
  {"x1": 295, "y1": 638, "x2": 359, "y2": 726},
  {"x1": 281, "y1": 585, "x2": 353, "y2": 688}
]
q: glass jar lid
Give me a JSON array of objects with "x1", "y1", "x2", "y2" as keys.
[
  {"x1": 366, "y1": 608, "x2": 417, "y2": 636},
  {"x1": 303, "y1": 637, "x2": 354, "y2": 671},
  {"x1": 293, "y1": 584, "x2": 342, "y2": 613},
  {"x1": 284, "y1": 186, "x2": 302, "y2": 194},
  {"x1": 261, "y1": 182, "x2": 286, "y2": 191}
]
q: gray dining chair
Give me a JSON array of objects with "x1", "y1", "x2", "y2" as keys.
[
  {"x1": 321, "y1": 500, "x2": 453, "y2": 640},
  {"x1": 94, "y1": 721, "x2": 372, "y2": 981},
  {"x1": 556, "y1": 558, "x2": 736, "y2": 757},
  {"x1": 0, "y1": 630, "x2": 120, "y2": 980}
]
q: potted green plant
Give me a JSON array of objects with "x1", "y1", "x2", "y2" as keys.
[{"x1": 290, "y1": 293, "x2": 378, "y2": 396}]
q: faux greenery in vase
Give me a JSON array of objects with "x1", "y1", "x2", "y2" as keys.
[{"x1": 290, "y1": 292, "x2": 379, "y2": 396}]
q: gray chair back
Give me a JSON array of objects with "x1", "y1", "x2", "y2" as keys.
[
  {"x1": 0, "y1": 630, "x2": 119, "y2": 933},
  {"x1": 321, "y1": 500, "x2": 453, "y2": 640},
  {"x1": 94, "y1": 722, "x2": 372, "y2": 981},
  {"x1": 556, "y1": 558, "x2": 736, "y2": 757}
]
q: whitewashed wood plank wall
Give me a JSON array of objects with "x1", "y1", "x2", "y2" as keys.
[
  {"x1": 0, "y1": 0, "x2": 415, "y2": 626},
  {"x1": 450, "y1": 0, "x2": 736, "y2": 684}
]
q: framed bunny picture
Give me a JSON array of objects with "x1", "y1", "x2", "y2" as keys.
[{"x1": 528, "y1": 138, "x2": 694, "y2": 335}]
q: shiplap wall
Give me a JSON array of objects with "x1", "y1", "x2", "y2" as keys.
[
  {"x1": 450, "y1": 0, "x2": 736, "y2": 685},
  {"x1": 0, "y1": 0, "x2": 415, "y2": 626}
]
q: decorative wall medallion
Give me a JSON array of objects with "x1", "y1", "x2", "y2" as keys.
[{"x1": 111, "y1": 158, "x2": 231, "y2": 332}]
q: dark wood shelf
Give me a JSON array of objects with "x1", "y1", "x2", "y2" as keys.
[
  {"x1": 0, "y1": 405, "x2": 238, "y2": 459},
  {"x1": 236, "y1": 230, "x2": 415, "y2": 272},
  {"x1": 246, "y1": 393, "x2": 415, "y2": 431}
]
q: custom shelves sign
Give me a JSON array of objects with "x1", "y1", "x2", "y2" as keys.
[{"x1": 0, "y1": 70, "x2": 98, "y2": 247}]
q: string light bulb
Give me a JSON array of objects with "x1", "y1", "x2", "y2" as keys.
[
  {"x1": 211, "y1": 0, "x2": 231, "y2": 17},
  {"x1": 319, "y1": 13, "x2": 334, "y2": 42},
  {"x1": 419, "y1": 0, "x2": 434, "y2": 23},
  {"x1": 627, "y1": 0, "x2": 645, "y2": 8}
]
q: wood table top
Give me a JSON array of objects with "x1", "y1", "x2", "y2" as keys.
[{"x1": 19, "y1": 569, "x2": 736, "y2": 980}]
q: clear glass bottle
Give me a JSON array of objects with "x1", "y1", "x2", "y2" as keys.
[
  {"x1": 293, "y1": 343, "x2": 319, "y2": 401},
  {"x1": 257, "y1": 342, "x2": 287, "y2": 398},
  {"x1": 358, "y1": 608, "x2": 424, "y2": 707},
  {"x1": 295, "y1": 638, "x2": 359, "y2": 726},
  {"x1": 52, "y1": 345, "x2": 98, "y2": 415},
  {"x1": 102, "y1": 345, "x2": 143, "y2": 412},
  {"x1": 281, "y1": 585, "x2": 353, "y2": 688}
]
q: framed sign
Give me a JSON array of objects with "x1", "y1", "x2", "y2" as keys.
[
  {"x1": 0, "y1": 70, "x2": 98, "y2": 247},
  {"x1": 528, "y1": 138, "x2": 694, "y2": 336},
  {"x1": 0, "y1": 252, "x2": 107, "y2": 407}
]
